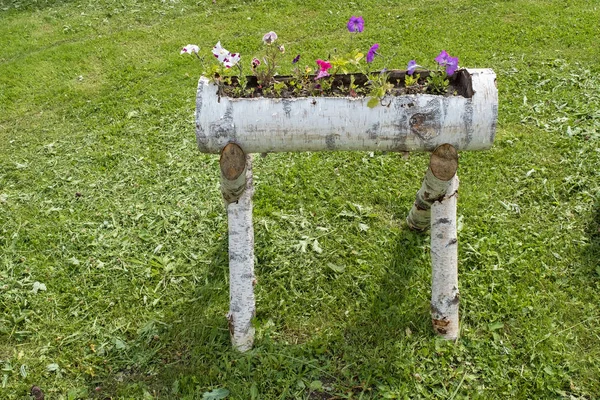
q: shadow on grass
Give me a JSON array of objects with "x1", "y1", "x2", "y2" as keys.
[
  {"x1": 585, "y1": 197, "x2": 600, "y2": 275},
  {"x1": 342, "y1": 224, "x2": 432, "y2": 348}
]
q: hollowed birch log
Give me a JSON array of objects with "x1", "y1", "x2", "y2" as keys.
[
  {"x1": 430, "y1": 176, "x2": 459, "y2": 340},
  {"x1": 195, "y1": 69, "x2": 497, "y2": 153},
  {"x1": 407, "y1": 144, "x2": 458, "y2": 231},
  {"x1": 225, "y1": 154, "x2": 256, "y2": 351},
  {"x1": 220, "y1": 143, "x2": 247, "y2": 204}
]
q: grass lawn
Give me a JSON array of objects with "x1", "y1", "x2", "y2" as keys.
[{"x1": 1, "y1": 0, "x2": 599, "y2": 398}]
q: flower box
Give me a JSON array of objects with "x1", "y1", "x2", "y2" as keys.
[{"x1": 195, "y1": 68, "x2": 497, "y2": 155}]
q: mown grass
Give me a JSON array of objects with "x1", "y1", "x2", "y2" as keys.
[{"x1": 1, "y1": 0, "x2": 599, "y2": 398}]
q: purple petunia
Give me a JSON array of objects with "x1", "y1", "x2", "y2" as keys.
[
  {"x1": 366, "y1": 43, "x2": 379, "y2": 63},
  {"x1": 347, "y1": 16, "x2": 364, "y2": 33},
  {"x1": 407, "y1": 60, "x2": 421, "y2": 75},
  {"x1": 292, "y1": 54, "x2": 301, "y2": 64},
  {"x1": 435, "y1": 50, "x2": 459, "y2": 75}
]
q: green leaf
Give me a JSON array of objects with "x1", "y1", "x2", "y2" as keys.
[
  {"x1": 367, "y1": 97, "x2": 380, "y2": 108},
  {"x1": 309, "y1": 380, "x2": 323, "y2": 390},
  {"x1": 327, "y1": 263, "x2": 345, "y2": 273},
  {"x1": 250, "y1": 383, "x2": 259, "y2": 399},
  {"x1": 202, "y1": 388, "x2": 230, "y2": 400},
  {"x1": 488, "y1": 321, "x2": 504, "y2": 331}
]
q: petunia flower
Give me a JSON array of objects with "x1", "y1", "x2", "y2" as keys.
[
  {"x1": 407, "y1": 60, "x2": 422, "y2": 75},
  {"x1": 366, "y1": 43, "x2": 379, "y2": 63},
  {"x1": 434, "y1": 50, "x2": 449, "y2": 65},
  {"x1": 315, "y1": 59, "x2": 332, "y2": 80},
  {"x1": 251, "y1": 57, "x2": 261, "y2": 69},
  {"x1": 292, "y1": 54, "x2": 301, "y2": 64},
  {"x1": 180, "y1": 44, "x2": 199, "y2": 55},
  {"x1": 223, "y1": 53, "x2": 241, "y2": 68},
  {"x1": 347, "y1": 16, "x2": 365, "y2": 33},
  {"x1": 262, "y1": 31, "x2": 278, "y2": 44},
  {"x1": 212, "y1": 41, "x2": 230, "y2": 61},
  {"x1": 444, "y1": 55, "x2": 459, "y2": 75},
  {"x1": 212, "y1": 42, "x2": 240, "y2": 68},
  {"x1": 434, "y1": 50, "x2": 459, "y2": 75}
]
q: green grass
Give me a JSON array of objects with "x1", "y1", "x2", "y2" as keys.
[{"x1": 1, "y1": 0, "x2": 599, "y2": 398}]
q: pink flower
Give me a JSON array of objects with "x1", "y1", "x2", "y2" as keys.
[{"x1": 315, "y1": 59, "x2": 332, "y2": 80}]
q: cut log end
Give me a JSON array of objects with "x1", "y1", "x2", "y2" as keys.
[
  {"x1": 220, "y1": 143, "x2": 246, "y2": 181},
  {"x1": 220, "y1": 143, "x2": 247, "y2": 204},
  {"x1": 429, "y1": 144, "x2": 458, "y2": 181}
]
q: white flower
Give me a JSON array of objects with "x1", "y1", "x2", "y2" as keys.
[
  {"x1": 212, "y1": 41, "x2": 240, "y2": 68},
  {"x1": 180, "y1": 44, "x2": 199, "y2": 55},
  {"x1": 212, "y1": 41, "x2": 229, "y2": 62},
  {"x1": 262, "y1": 31, "x2": 278, "y2": 44}
]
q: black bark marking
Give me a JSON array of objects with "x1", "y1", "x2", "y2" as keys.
[
  {"x1": 462, "y1": 99, "x2": 474, "y2": 147},
  {"x1": 282, "y1": 99, "x2": 292, "y2": 118},
  {"x1": 446, "y1": 238, "x2": 458, "y2": 247},
  {"x1": 433, "y1": 218, "x2": 451, "y2": 225},
  {"x1": 448, "y1": 292, "x2": 460, "y2": 305},
  {"x1": 415, "y1": 198, "x2": 431, "y2": 211},
  {"x1": 325, "y1": 134, "x2": 337, "y2": 150},
  {"x1": 391, "y1": 98, "x2": 410, "y2": 151},
  {"x1": 209, "y1": 102, "x2": 237, "y2": 140},
  {"x1": 367, "y1": 122, "x2": 380, "y2": 140}
]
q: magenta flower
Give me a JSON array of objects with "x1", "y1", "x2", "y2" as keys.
[
  {"x1": 251, "y1": 57, "x2": 261, "y2": 69},
  {"x1": 435, "y1": 50, "x2": 459, "y2": 75},
  {"x1": 366, "y1": 43, "x2": 379, "y2": 63},
  {"x1": 292, "y1": 54, "x2": 301, "y2": 64},
  {"x1": 407, "y1": 60, "x2": 422, "y2": 75},
  {"x1": 315, "y1": 59, "x2": 332, "y2": 80},
  {"x1": 347, "y1": 16, "x2": 364, "y2": 33}
]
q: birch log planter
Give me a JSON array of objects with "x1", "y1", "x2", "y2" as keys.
[
  {"x1": 195, "y1": 68, "x2": 498, "y2": 350},
  {"x1": 195, "y1": 69, "x2": 497, "y2": 154}
]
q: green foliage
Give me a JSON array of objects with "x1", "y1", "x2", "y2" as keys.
[
  {"x1": 426, "y1": 72, "x2": 449, "y2": 95},
  {"x1": 367, "y1": 71, "x2": 394, "y2": 108},
  {"x1": 0, "y1": 0, "x2": 599, "y2": 399}
]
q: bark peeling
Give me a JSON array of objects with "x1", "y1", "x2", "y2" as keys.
[{"x1": 407, "y1": 144, "x2": 458, "y2": 231}]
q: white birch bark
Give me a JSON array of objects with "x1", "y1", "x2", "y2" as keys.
[
  {"x1": 225, "y1": 155, "x2": 256, "y2": 351},
  {"x1": 195, "y1": 69, "x2": 498, "y2": 154},
  {"x1": 407, "y1": 144, "x2": 458, "y2": 231},
  {"x1": 430, "y1": 176, "x2": 460, "y2": 340}
]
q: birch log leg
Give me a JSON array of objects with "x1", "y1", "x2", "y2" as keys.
[
  {"x1": 430, "y1": 176, "x2": 459, "y2": 340},
  {"x1": 406, "y1": 144, "x2": 459, "y2": 231},
  {"x1": 220, "y1": 144, "x2": 256, "y2": 351}
]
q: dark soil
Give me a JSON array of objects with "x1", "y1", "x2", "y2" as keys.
[{"x1": 218, "y1": 69, "x2": 474, "y2": 99}]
